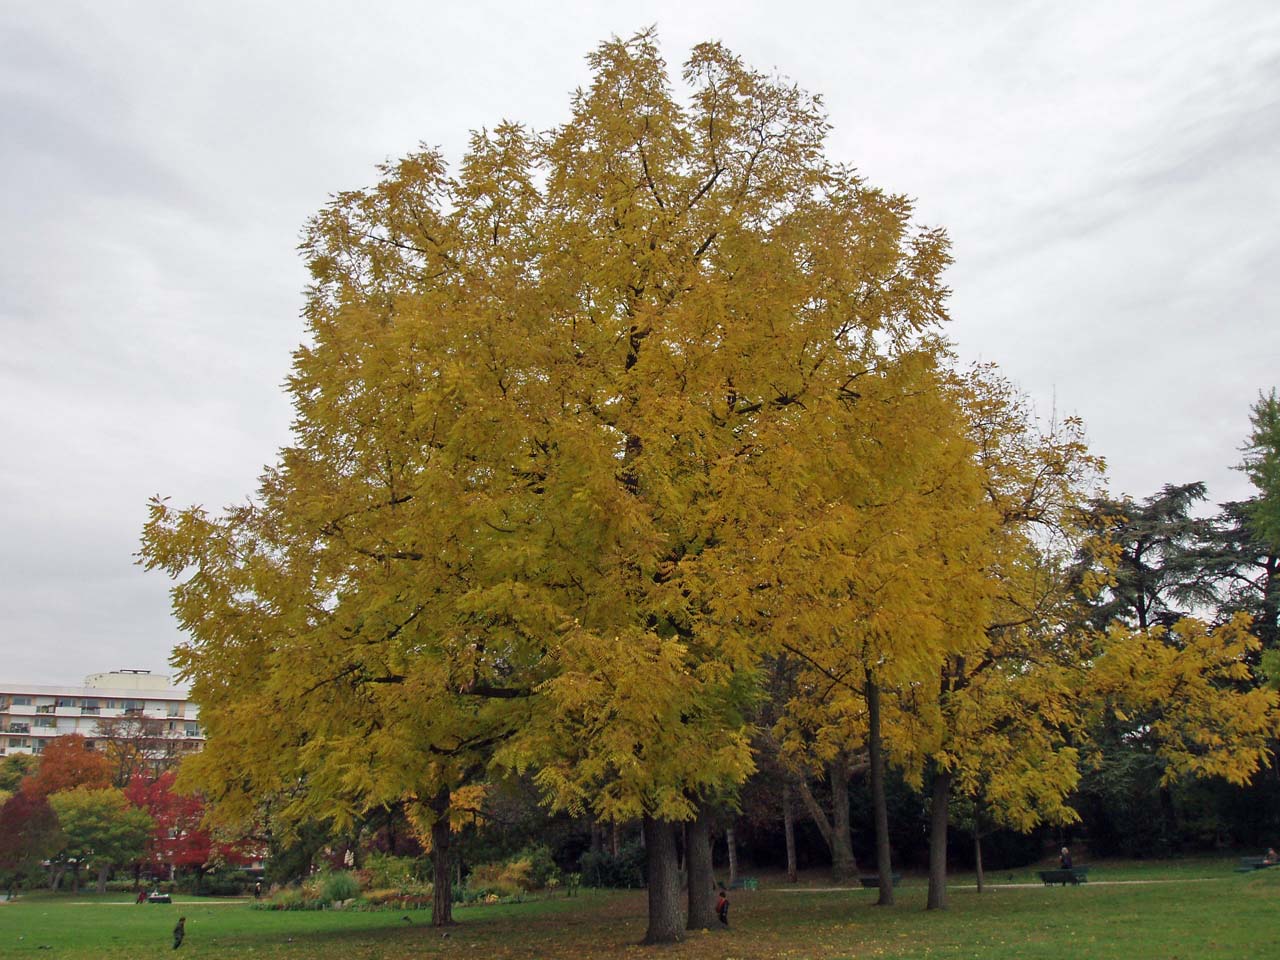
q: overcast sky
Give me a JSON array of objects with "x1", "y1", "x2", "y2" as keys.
[{"x1": 2, "y1": 1, "x2": 1277, "y2": 685}]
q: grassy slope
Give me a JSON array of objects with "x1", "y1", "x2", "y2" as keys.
[{"x1": 0, "y1": 861, "x2": 1276, "y2": 959}]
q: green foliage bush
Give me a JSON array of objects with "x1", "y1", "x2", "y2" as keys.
[
  {"x1": 320, "y1": 871, "x2": 360, "y2": 903},
  {"x1": 361, "y1": 887, "x2": 433, "y2": 910},
  {"x1": 360, "y1": 853, "x2": 418, "y2": 891},
  {"x1": 579, "y1": 842, "x2": 645, "y2": 889},
  {"x1": 465, "y1": 860, "x2": 527, "y2": 898},
  {"x1": 516, "y1": 844, "x2": 560, "y2": 888}
]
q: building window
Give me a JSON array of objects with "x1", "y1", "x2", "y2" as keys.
[
  {"x1": 167, "y1": 704, "x2": 181, "y2": 717},
  {"x1": 184, "y1": 723, "x2": 200, "y2": 737},
  {"x1": 11, "y1": 696, "x2": 32, "y2": 706}
]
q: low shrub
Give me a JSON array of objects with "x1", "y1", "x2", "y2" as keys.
[
  {"x1": 362, "y1": 853, "x2": 419, "y2": 891},
  {"x1": 320, "y1": 871, "x2": 361, "y2": 904},
  {"x1": 580, "y1": 841, "x2": 645, "y2": 889},
  {"x1": 184, "y1": 869, "x2": 252, "y2": 896},
  {"x1": 361, "y1": 887, "x2": 433, "y2": 910},
  {"x1": 465, "y1": 861, "x2": 524, "y2": 899},
  {"x1": 516, "y1": 844, "x2": 560, "y2": 889}
]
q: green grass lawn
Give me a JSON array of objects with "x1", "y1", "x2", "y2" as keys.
[{"x1": 1, "y1": 860, "x2": 1276, "y2": 959}]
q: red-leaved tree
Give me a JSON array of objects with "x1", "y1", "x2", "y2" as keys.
[
  {"x1": 125, "y1": 771, "x2": 209, "y2": 878},
  {"x1": 124, "y1": 771, "x2": 256, "y2": 881}
]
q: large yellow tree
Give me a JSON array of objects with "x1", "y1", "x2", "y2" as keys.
[{"x1": 143, "y1": 30, "x2": 966, "y2": 942}]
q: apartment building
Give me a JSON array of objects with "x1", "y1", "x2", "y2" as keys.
[{"x1": 0, "y1": 669, "x2": 202, "y2": 757}]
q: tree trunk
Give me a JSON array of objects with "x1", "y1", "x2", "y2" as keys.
[
  {"x1": 927, "y1": 767, "x2": 952, "y2": 910},
  {"x1": 795, "y1": 774, "x2": 858, "y2": 882},
  {"x1": 867, "y1": 673, "x2": 894, "y2": 906},
  {"x1": 974, "y1": 798, "x2": 986, "y2": 894},
  {"x1": 974, "y1": 831, "x2": 985, "y2": 894},
  {"x1": 96, "y1": 864, "x2": 110, "y2": 895},
  {"x1": 726, "y1": 826, "x2": 738, "y2": 884},
  {"x1": 429, "y1": 791, "x2": 455, "y2": 927},
  {"x1": 642, "y1": 817, "x2": 683, "y2": 944},
  {"x1": 590, "y1": 820, "x2": 603, "y2": 855},
  {"x1": 1159, "y1": 785, "x2": 1178, "y2": 851},
  {"x1": 685, "y1": 808, "x2": 716, "y2": 930},
  {"x1": 782, "y1": 783, "x2": 798, "y2": 883},
  {"x1": 611, "y1": 820, "x2": 620, "y2": 856},
  {"x1": 830, "y1": 755, "x2": 856, "y2": 883}
]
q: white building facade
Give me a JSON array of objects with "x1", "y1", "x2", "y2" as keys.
[{"x1": 0, "y1": 669, "x2": 202, "y2": 756}]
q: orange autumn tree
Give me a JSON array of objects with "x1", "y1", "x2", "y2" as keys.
[{"x1": 20, "y1": 734, "x2": 111, "y2": 801}]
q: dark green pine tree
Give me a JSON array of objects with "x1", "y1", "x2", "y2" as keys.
[
  {"x1": 1080, "y1": 482, "x2": 1220, "y2": 632},
  {"x1": 1212, "y1": 390, "x2": 1280, "y2": 652}
]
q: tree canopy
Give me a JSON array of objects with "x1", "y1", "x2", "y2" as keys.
[{"x1": 139, "y1": 29, "x2": 1280, "y2": 939}]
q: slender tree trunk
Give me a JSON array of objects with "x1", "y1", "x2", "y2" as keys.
[
  {"x1": 782, "y1": 783, "x2": 798, "y2": 883},
  {"x1": 590, "y1": 819, "x2": 603, "y2": 855},
  {"x1": 429, "y1": 791, "x2": 455, "y2": 927},
  {"x1": 927, "y1": 767, "x2": 952, "y2": 910},
  {"x1": 642, "y1": 817, "x2": 683, "y2": 944},
  {"x1": 974, "y1": 798, "x2": 986, "y2": 894},
  {"x1": 96, "y1": 865, "x2": 109, "y2": 895},
  {"x1": 830, "y1": 755, "x2": 856, "y2": 883},
  {"x1": 611, "y1": 820, "x2": 620, "y2": 856},
  {"x1": 974, "y1": 832, "x2": 985, "y2": 894},
  {"x1": 726, "y1": 826, "x2": 738, "y2": 884},
  {"x1": 867, "y1": 673, "x2": 894, "y2": 905},
  {"x1": 685, "y1": 808, "x2": 716, "y2": 930},
  {"x1": 1159, "y1": 785, "x2": 1178, "y2": 851}
]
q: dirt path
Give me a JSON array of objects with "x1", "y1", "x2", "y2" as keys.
[{"x1": 780, "y1": 876, "x2": 1225, "y2": 892}]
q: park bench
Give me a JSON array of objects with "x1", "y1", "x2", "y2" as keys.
[
  {"x1": 1235, "y1": 857, "x2": 1274, "y2": 872},
  {"x1": 858, "y1": 874, "x2": 902, "y2": 888},
  {"x1": 1037, "y1": 867, "x2": 1089, "y2": 886},
  {"x1": 147, "y1": 892, "x2": 172, "y2": 904},
  {"x1": 728, "y1": 877, "x2": 758, "y2": 890}
]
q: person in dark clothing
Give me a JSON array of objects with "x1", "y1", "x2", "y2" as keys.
[
  {"x1": 716, "y1": 887, "x2": 729, "y2": 926},
  {"x1": 173, "y1": 916, "x2": 186, "y2": 949},
  {"x1": 1059, "y1": 847, "x2": 1072, "y2": 869}
]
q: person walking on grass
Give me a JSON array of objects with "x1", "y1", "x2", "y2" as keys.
[
  {"x1": 172, "y1": 916, "x2": 186, "y2": 949},
  {"x1": 716, "y1": 886, "x2": 730, "y2": 927}
]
